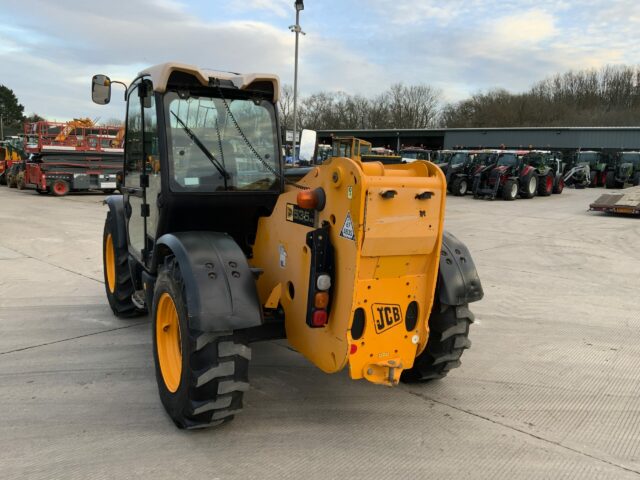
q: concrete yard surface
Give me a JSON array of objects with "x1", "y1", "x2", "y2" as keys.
[{"x1": 0, "y1": 186, "x2": 639, "y2": 479}]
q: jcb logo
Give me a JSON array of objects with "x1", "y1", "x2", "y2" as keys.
[{"x1": 372, "y1": 303, "x2": 403, "y2": 334}]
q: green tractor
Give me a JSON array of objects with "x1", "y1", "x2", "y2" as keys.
[{"x1": 605, "y1": 151, "x2": 640, "y2": 189}]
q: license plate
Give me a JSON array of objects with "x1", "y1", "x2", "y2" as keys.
[
  {"x1": 100, "y1": 182, "x2": 117, "y2": 188},
  {"x1": 371, "y1": 303, "x2": 403, "y2": 334}
]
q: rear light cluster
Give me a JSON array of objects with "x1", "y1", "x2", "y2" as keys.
[
  {"x1": 305, "y1": 224, "x2": 335, "y2": 329},
  {"x1": 310, "y1": 274, "x2": 331, "y2": 326}
]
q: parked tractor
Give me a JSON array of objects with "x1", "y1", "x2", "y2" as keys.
[
  {"x1": 473, "y1": 150, "x2": 538, "y2": 200},
  {"x1": 522, "y1": 150, "x2": 565, "y2": 196},
  {"x1": 400, "y1": 147, "x2": 431, "y2": 163},
  {"x1": 92, "y1": 63, "x2": 483, "y2": 430},
  {"x1": 444, "y1": 150, "x2": 492, "y2": 196},
  {"x1": 431, "y1": 149, "x2": 454, "y2": 168},
  {"x1": 605, "y1": 151, "x2": 640, "y2": 189}
]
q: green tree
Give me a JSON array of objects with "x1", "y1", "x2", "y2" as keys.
[
  {"x1": 25, "y1": 113, "x2": 45, "y2": 123},
  {"x1": 0, "y1": 85, "x2": 25, "y2": 128}
]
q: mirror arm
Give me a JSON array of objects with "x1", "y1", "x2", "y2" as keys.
[{"x1": 109, "y1": 80, "x2": 129, "y2": 100}]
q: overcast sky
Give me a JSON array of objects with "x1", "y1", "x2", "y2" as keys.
[{"x1": 1, "y1": 0, "x2": 639, "y2": 122}]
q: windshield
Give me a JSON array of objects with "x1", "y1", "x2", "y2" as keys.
[
  {"x1": 523, "y1": 153, "x2": 545, "y2": 168},
  {"x1": 433, "y1": 151, "x2": 452, "y2": 164},
  {"x1": 360, "y1": 144, "x2": 371, "y2": 155},
  {"x1": 497, "y1": 153, "x2": 518, "y2": 167},
  {"x1": 621, "y1": 153, "x2": 640, "y2": 166},
  {"x1": 165, "y1": 92, "x2": 279, "y2": 192},
  {"x1": 577, "y1": 152, "x2": 598, "y2": 163},
  {"x1": 449, "y1": 152, "x2": 468, "y2": 167}
]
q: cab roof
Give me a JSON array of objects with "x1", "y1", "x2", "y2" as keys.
[{"x1": 139, "y1": 62, "x2": 280, "y2": 102}]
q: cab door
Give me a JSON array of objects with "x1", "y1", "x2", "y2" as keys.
[{"x1": 123, "y1": 79, "x2": 159, "y2": 266}]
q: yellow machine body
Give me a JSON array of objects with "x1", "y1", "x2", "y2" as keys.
[{"x1": 251, "y1": 156, "x2": 446, "y2": 385}]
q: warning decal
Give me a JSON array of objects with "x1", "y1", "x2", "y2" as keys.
[{"x1": 340, "y1": 211, "x2": 355, "y2": 241}]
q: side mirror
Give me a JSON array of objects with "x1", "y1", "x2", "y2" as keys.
[
  {"x1": 92, "y1": 74, "x2": 111, "y2": 105},
  {"x1": 298, "y1": 129, "x2": 317, "y2": 164}
]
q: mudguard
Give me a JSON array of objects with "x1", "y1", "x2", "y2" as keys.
[
  {"x1": 438, "y1": 230, "x2": 484, "y2": 305},
  {"x1": 156, "y1": 232, "x2": 263, "y2": 332},
  {"x1": 104, "y1": 195, "x2": 127, "y2": 248}
]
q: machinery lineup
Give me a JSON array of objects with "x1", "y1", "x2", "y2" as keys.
[{"x1": 395, "y1": 147, "x2": 640, "y2": 200}]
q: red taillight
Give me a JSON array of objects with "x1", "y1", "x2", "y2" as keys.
[
  {"x1": 350, "y1": 344, "x2": 358, "y2": 355},
  {"x1": 311, "y1": 310, "x2": 328, "y2": 327}
]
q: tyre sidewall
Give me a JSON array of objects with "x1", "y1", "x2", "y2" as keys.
[
  {"x1": 103, "y1": 212, "x2": 142, "y2": 317},
  {"x1": 152, "y1": 269, "x2": 192, "y2": 423}
]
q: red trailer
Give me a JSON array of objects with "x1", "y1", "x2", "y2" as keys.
[
  {"x1": 22, "y1": 151, "x2": 123, "y2": 196},
  {"x1": 19, "y1": 120, "x2": 124, "y2": 196}
]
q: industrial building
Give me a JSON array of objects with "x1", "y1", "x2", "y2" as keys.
[{"x1": 317, "y1": 127, "x2": 640, "y2": 152}]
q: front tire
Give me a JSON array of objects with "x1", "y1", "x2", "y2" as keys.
[
  {"x1": 153, "y1": 257, "x2": 250, "y2": 429},
  {"x1": 605, "y1": 171, "x2": 617, "y2": 189},
  {"x1": 450, "y1": 177, "x2": 468, "y2": 196},
  {"x1": 102, "y1": 211, "x2": 145, "y2": 317},
  {"x1": 401, "y1": 300, "x2": 474, "y2": 382},
  {"x1": 502, "y1": 179, "x2": 518, "y2": 201}
]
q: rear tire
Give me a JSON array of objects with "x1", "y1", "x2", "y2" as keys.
[
  {"x1": 153, "y1": 257, "x2": 250, "y2": 429},
  {"x1": 450, "y1": 177, "x2": 468, "y2": 196},
  {"x1": 633, "y1": 172, "x2": 640, "y2": 187},
  {"x1": 538, "y1": 174, "x2": 553, "y2": 196},
  {"x1": 16, "y1": 173, "x2": 25, "y2": 190},
  {"x1": 401, "y1": 301, "x2": 474, "y2": 382},
  {"x1": 520, "y1": 172, "x2": 538, "y2": 199},
  {"x1": 51, "y1": 179, "x2": 70, "y2": 197},
  {"x1": 552, "y1": 177, "x2": 564, "y2": 194},
  {"x1": 502, "y1": 179, "x2": 518, "y2": 201},
  {"x1": 102, "y1": 211, "x2": 145, "y2": 318}
]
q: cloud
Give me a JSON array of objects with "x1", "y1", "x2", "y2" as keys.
[{"x1": 2, "y1": 0, "x2": 640, "y2": 120}]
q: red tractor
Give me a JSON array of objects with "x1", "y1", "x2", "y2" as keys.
[{"x1": 472, "y1": 150, "x2": 538, "y2": 201}]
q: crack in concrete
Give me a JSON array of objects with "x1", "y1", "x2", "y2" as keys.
[
  {"x1": 0, "y1": 243, "x2": 103, "y2": 284},
  {"x1": 404, "y1": 389, "x2": 640, "y2": 476},
  {"x1": 0, "y1": 322, "x2": 147, "y2": 355}
]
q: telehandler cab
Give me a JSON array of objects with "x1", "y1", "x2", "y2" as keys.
[{"x1": 92, "y1": 63, "x2": 483, "y2": 429}]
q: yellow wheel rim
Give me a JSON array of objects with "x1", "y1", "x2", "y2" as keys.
[
  {"x1": 105, "y1": 234, "x2": 116, "y2": 294},
  {"x1": 156, "y1": 293, "x2": 182, "y2": 393}
]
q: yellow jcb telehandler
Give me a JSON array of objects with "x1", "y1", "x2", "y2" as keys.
[{"x1": 92, "y1": 63, "x2": 483, "y2": 429}]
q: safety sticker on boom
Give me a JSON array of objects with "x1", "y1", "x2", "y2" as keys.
[{"x1": 340, "y1": 211, "x2": 355, "y2": 241}]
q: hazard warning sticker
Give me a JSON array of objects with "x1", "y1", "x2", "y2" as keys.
[{"x1": 340, "y1": 211, "x2": 355, "y2": 241}]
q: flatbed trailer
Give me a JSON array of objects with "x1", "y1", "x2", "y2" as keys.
[
  {"x1": 24, "y1": 151, "x2": 123, "y2": 196},
  {"x1": 589, "y1": 186, "x2": 640, "y2": 216}
]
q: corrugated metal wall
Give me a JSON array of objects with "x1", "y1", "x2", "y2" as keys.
[{"x1": 443, "y1": 128, "x2": 640, "y2": 150}]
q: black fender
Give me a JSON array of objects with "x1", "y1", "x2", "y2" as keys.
[
  {"x1": 156, "y1": 231, "x2": 263, "y2": 332},
  {"x1": 104, "y1": 195, "x2": 127, "y2": 248},
  {"x1": 437, "y1": 231, "x2": 484, "y2": 306}
]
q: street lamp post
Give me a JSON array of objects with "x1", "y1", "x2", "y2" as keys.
[{"x1": 289, "y1": 0, "x2": 305, "y2": 163}]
